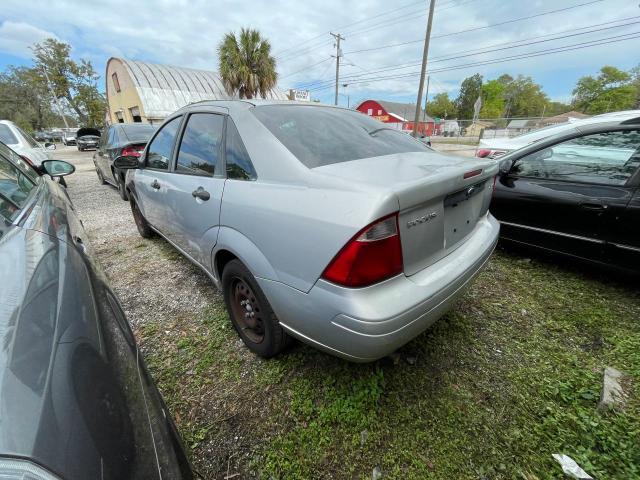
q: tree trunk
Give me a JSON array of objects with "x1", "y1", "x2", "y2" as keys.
[{"x1": 65, "y1": 93, "x2": 87, "y2": 125}]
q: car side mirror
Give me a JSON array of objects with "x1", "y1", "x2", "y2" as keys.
[
  {"x1": 114, "y1": 155, "x2": 140, "y2": 170},
  {"x1": 41, "y1": 160, "x2": 75, "y2": 177},
  {"x1": 498, "y1": 158, "x2": 512, "y2": 175},
  {"x1": 45, "y1": 142, "x2": 56, "y2": 150}
]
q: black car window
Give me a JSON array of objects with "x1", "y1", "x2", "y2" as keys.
[
  {"x1": 0, "y1": 124, "x2": 18, "y2": 145},
  {"x1": 0, "y1": 148, "x2": 38, "y2": 220},
  {"x1": 121, "y1": 124, "x2": 157, "y2": 142},
  {"x1": 146, "y1": 116, "x2": 181, "y2": 170},
  {"x1": 226, "y1": 119, "x2": 256, "y2": 180},
  {"x1": 176, "y1": 113, "x2": 223, "y2": 176},
  {"x1": 513, "y1": 130, "x2": 640, "y2": 186},
  {"x1": 252, "y1": 105, "x2": 430, "y2": 168}
]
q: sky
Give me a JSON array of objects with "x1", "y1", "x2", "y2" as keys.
[{"x1": 0, "y1": 0, "x2": 638, "y2": 110}]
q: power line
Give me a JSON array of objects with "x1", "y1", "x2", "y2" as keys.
[
  {"x1": 302, "y1": 17, "x2": 640, "y2": 88},
  {"x1": 307, "y1": 31, "x2": 640, "y2": 92},
  {"x1": 275, "y1": 0, "x2": 425, "y2": 59},
  {"x1": 343, "y1": 0, "x2": 605, "y2": 55},
  {"x1": 279, "y1": 57, "x2": 332, "y2": 80}
]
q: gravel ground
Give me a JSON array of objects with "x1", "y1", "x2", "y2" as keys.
[{"x1": 59, "y1": 145, "x2": 221, "y2": 329}]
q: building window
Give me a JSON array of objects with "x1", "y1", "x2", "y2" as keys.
[
  {"x1": 129, "y1": 106, "x2": 142, "y2": 123},
  {"x1": 112, "y1": 73, "x2": 121, "y2": 92},
  {"x1": 378, "y1": 110, "x2": 382, "y2": 115},
  {"x1": 115, "y1": 111, "x2": 124, "y2": 123},
  {"x1": 367, "y1": 108, "x2": 373, "y2": 115}
]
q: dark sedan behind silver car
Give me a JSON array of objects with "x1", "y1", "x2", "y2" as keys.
[
  {"x1": 0, "y1": 141, "x2": 192, "y2": 479},
  {"x1": 118, "y1": 100, "x2": 500, "y2": 362}
]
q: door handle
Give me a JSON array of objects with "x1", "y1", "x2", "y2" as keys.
[
  {"x1": 580, "y1": 202, "x2": 607, "y2": 211},
  {"x1": 151, "y1": 179, "x2": 160, "y2": 190},
  {"x1": 192, "y1": 187, "x2": 210, "y2": 201}
]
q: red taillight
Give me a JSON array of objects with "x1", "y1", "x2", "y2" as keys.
[
  {"x1": 20, "y1": 155, "x2": 35, "y2": 167},
  {"x1": 121, "y1": 145, "x2": 144, "y2": 157},
  {"x1": 322, "y1": 213, "x2": 403, "y2": 288}
]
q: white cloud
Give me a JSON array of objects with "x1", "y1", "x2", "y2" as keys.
[
  {"x1": 0, "y1": 21, "x2": 57, "y2": 57},
  {"x1": 0, "y1": 0, "x2": 638, "y2": 103}
]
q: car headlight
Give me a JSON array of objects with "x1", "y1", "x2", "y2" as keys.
[{"x1": 0, "y1": 457, "x2": 61, "y2": 479}]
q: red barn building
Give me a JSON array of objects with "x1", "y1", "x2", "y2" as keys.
[{"x1": 355, "y1": 99, "x2": 438, "y2": 135}]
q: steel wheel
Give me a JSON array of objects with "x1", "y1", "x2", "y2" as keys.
[{"x1": 230, "y1": 277, "x2": 264, "y2": 344}]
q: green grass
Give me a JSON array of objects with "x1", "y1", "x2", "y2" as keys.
[{"x1": 137, "y1": 251, "x2": 640, "y2": 479}]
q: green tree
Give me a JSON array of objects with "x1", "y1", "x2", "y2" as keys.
[
  {"x1": 0, "y1": 66, "x2": 57, "y2": 131},
  {"x1": 427, "y1": 92, "x2": 455, "y2": 118},
  {"x1": 455, "y1": 73, "x2": 482, "y2": 119},
  {"x1": 218, "y1": 28, "x2": 277, "y2": 99},
  {"x1": 502, "y1": 75, "x2": 548, "y2": 117},
  {"x1": 31, "y1": 38, "x2": 105, "y2": 126},
  {"x1": 479, "y1": 79, "x2": 505, "y2": 118},
  {"x1": 572, "y1": 66, "x2": 637, "y2": 114}
]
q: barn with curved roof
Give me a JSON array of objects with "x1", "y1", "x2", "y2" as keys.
[{"x1": 105, "y1": 57, "x2": 287, "y2": 125}]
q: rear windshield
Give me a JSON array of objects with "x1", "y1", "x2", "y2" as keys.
[
  {"x1": 120, "y1": 124, "x2": 157, "y2": 142},
  {"x1": 0, "y1": 124, "x2": 18, "y2": 145},
  {"x1": 252, "y1": 105, "x2": 429, "y2": 168}
]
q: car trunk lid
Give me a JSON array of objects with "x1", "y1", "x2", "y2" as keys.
[{"x1": 314, "y1": 151, "x2": 497, "y2": 276}]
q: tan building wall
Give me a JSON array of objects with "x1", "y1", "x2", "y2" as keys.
[{"x1": 105, "y1": 58, "x2": 148, "y2": 124}]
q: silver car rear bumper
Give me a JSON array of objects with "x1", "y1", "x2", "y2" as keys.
[{"x1": 258, "y1": 213, "x2": 500, "y2": 362}]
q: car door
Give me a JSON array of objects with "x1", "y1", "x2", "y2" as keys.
[
  {"x1": 160, "y1": 112, "x2": 226, "y2": 268},
  {"x1": 135, "y1": 116, "x2": 183, "y2": 230},
  {"x1": 492, "y1": 128, "x2": 640, "y2": 263}
]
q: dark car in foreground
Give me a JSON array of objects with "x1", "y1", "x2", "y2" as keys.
[
  {"x1": 76, "y1": 127, "x2": 101, "y2": 151},
  {"x1": 94, "y1": 123, "x2": 157, "y2": 200},
  {"x1": 491, "y1": 116, "x2": 640, "y2": 271},
  {"x1": 0, "y1": 141, "x2": 192, "y2": 479}
]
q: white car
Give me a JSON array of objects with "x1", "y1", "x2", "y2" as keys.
[
  {"x1": 476, "y1": 110, "x2": 640, "y2": 158},
  {"x1": 0, "y1": 120, "x2": 55, "y2": 166}
]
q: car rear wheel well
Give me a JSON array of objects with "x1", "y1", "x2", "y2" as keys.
[{"x1": 215, "y1": 250, "x2": 238, "y2": 279}]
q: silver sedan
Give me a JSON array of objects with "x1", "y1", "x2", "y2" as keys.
[{"x1": 116, "y1": 100, "x2": 499, "y2": 362}]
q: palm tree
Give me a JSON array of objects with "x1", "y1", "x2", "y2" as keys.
[{"x1": 218, "y1": 28, "x2": 277, "y2": 99}]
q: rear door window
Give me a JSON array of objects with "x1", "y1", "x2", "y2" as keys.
[
  {"x1": 225, "y1": 119, "x2": 256, "y2": 180},
  {"x1": 146, "y1": 116, "x2": 182, "y2": 170},
  {"x1": 252, "y1": 105, "x2": 429, "y2": 168},
  {"x1": 175, "y1": 113, "x2": 224, "y2": 176}
]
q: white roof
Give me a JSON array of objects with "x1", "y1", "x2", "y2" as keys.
[{"x1": 117, "y1": 58, "x2": 287, "y2": 119}]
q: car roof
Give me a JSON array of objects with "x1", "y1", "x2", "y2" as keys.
[{"x1": 176, "y1": 99, "x2": 345, "y2": 115}]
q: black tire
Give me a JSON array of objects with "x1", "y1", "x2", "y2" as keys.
[
  {"x1": 117, "y1": 173, "x2": 129, "y2": 201},
  {"x1": 96, "y1": 166, "x2": 106, "y2": 185},
  {"x1": 130, "y1": 198, "x2": 154, "y2": 238},
  {"x1": 222, "y1": 259, "x2": 292, "y2": 358},
  {"x1": 78, "y1": 147, "x2": 83, "y2": 151}
]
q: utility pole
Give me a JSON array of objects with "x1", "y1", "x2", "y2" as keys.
[
  {"x1": 330, "y1": 32, "x2": 345, "y2": 106},
  {"x1": 413, "y1": 0, "x2": 436, "y2": 137},
  {"x1": 41, "y1": 66, "x2": 70, "y2": 129},
  {"x1": 423, "y1": 75, "x2": 430, "y2": 115}
]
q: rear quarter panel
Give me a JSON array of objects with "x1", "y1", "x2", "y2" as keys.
[{"x1": 219, "y1": 179, "x2": 396, "y2": 292}]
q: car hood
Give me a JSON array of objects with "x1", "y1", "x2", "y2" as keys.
[
  {"x1": 312, "y1": 150, "x2": 497, "y2": 209},
  {"x1": 76, "y1": 127, "x2": 101, "y2": 138}
]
